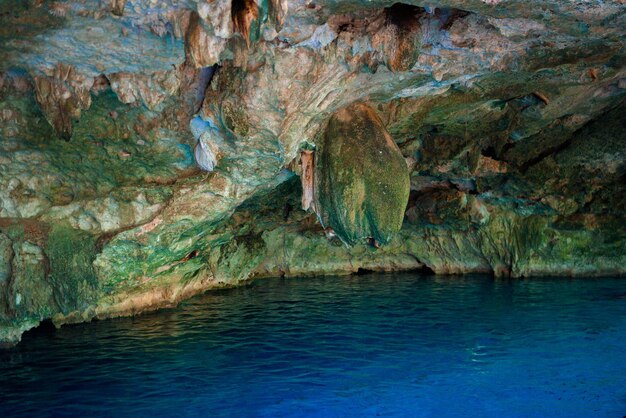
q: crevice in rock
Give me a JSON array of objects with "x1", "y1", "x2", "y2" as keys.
[
  {"x1": 194, "y1": 64, "x2": 218, "y2": 114},
  {"x1": 95, "y1": 232, "x2": 115, "y2": 253},
  {"x1": 91, "y1": 74, "x2": 111, "y2": 95},
  {"x1": 282, "y1": 202, "x2": 293, "y2": 221},
  {"x1": 403, "y1": 254, "x2": 436, "y2": 275},
  {"x1": 437, "y1": 8, "x2": 471, "y2": 30},
  {"x1": 517, "y1": 129, "x2": 575, "y2": 173},
  {"x1": 181, "y1": 250, "x2": 200, "y2": 262},
  {"x1": 482, "y1": 146, "x2": 498, "y2": 159}
]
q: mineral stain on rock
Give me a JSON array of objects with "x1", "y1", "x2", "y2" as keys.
[{"x1": 300, "y1": 149, "x2": 316, "y2": 211}]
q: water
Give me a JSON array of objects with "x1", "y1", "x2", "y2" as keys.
[{"x1": 1, "y1": 273, "x2": 626, "y2": 417}]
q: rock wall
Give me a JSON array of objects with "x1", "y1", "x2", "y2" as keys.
[{"x1": 0, "y1": 0, "x2": 624, "y2": 344}]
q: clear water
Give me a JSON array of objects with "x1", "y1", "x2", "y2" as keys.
[{"x1": 1, "y1": 273, "x2": 626, "y2": 417}]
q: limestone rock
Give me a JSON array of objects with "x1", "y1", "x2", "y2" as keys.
[
  {"x1": 108, "y1": 70, "x2": 182, "y2": 110},
  {"x1": 7, "y1": 241, "x2": 55, "y2": 319},
  {"x1": 0, "y1": 0, "x2": 625, "y2": 344},
  {"x1": 185, "y1": 11, "x2": 226, "y2": 68},
  {"x1": 315, "y1": 103, "x2": 410, "y2": 245},
  {"x1": 300, "y1": 150, "x2": 315, "y2": 211},
  {"x1": 191, "y1": 116, "x2": 225, "y2": 171},
  {"x1": 33, "y1": 64, "x2": 94, "y2": 139},
  {"x1": 0, "y1": 234, "x2": 12, "y2": 285},
  {"x1": 110, "y1": 0, "x2": 127, "y2": 17}
]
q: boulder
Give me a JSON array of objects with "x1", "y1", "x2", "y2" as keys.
[{"x1": 315, "y1": 103, "x2": 410, "y2": 245}]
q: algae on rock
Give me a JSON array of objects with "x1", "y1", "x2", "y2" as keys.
[{"x1": 315, "y1": 103, "x2": 410, "y2": 246}]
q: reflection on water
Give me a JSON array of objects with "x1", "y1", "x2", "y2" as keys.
[{"x1": 1, "y1": 274, "x2": 626, "y2": 417}]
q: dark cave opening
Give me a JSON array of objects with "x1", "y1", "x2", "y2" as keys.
[
  {"x1": 414, "y1": 263, "x2": 436, "y2": 275},
  {"x1": 482, "y1": 145, "x2": 498, "y2": 159},
  {"x1": 384, "y1": 3, "x2": 424, "y2": 32},
  {"x1": 19, "y1": 319, "x2": 57, "y2": 341}
]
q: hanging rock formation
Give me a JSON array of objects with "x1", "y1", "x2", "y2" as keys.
[{"x1": 315, "y1": 103, "x2": 410, "y2": 245}]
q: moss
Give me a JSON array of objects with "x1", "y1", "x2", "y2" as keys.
[
  {"x1": 315, "y1": 103, "x2": 410, "y2": 245},
  {"x1": 1, "y1": 224, "x2": 25, "y2": 242},
  {"x1": 6, "y1": 241, "x2": 55, "y2": 320},
  {"x1": 46, "y1": 225, "x2": 99, "y2": 313},
  {"x1": 0, "y1": 90, "x2": 57, "y2": 140},
  {"x1": 222, "y1": 101, "x2": 250, "y2": 137},
  {"x1": 476, "y1": 212, "x2": 548, "y2": 277}
]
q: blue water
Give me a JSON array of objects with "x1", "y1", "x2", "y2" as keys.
[{"x1": 1, "y1": 273, "x2": 626, "y2": 417}]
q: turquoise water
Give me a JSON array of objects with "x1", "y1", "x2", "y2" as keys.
[{"x1": 1, "y1": 273, "x2": 626, "y2": 417}]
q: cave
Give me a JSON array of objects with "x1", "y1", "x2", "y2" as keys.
[{"x1": 0, "y1": 0, "x2": 625, "y2": 415}]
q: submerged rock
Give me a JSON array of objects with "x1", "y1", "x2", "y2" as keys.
[{"x1": 315, "y1": 103, "x2": 410, "y2": 245}]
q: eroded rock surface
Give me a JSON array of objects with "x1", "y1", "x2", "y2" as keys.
[{"x1": 0, "y1": 0, "x2": 624, "y2": 344}]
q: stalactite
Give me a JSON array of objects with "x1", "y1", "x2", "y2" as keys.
[
  {"x1": 111, "y1": 0, "x2": 127, "y2": 16},
  {"x1": 300, "y1": 149, "x2": 315, "y2": 211},
  {"x1": 231, "y1": 0, "x2": 259, "y2": 45}
]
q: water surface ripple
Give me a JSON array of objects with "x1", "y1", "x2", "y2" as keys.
[{"x1": 1, "y1": 274, "x2": 626, "y2": 417}]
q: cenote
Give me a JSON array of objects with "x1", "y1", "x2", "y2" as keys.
[
  {"x1": 2, "y1": 273, "x2": 626, "y2": 417},
  {"x1": 2, "y1": 0, "x2": 626, "y2": 415}
]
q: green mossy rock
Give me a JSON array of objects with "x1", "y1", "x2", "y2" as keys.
[{"x1": 315, "y1": 103, "x2": 410, "y2": 245}]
